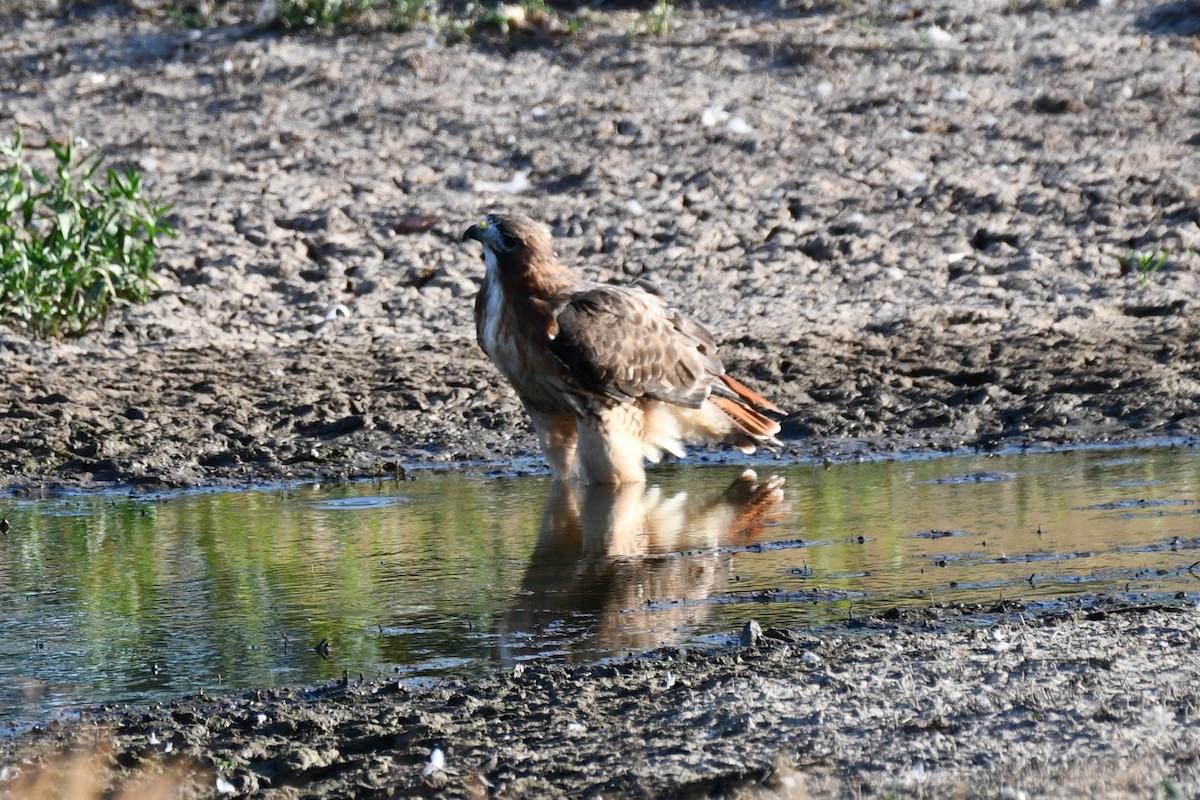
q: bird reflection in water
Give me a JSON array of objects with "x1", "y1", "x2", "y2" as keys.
[{"x1": 496, "y1": 470, "x2": 785, "y2": 664}]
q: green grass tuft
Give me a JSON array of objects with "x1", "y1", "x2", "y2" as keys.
[
  {"x1": 0, "y1": 130, "x2": 175, "y2": 338},
  {"x1": 162, "y1": 0, "x2": 587, "y2": 38},
  {"x1": 271, "y1": 0, "x2": 374, "y2": 28},
  {"x1": 636, "y1": 0, "x2": 674, "y2": 35},
  {"x1": 1121, "y1": 249, "x2": 1170, "y2": 288}
]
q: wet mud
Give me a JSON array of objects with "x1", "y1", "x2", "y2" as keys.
[
  {"x1": 3, "y1": 601, "x2": 1199, "y2": 798},
  {"x1": 0, "y1": 0, "x2": 1198, "y2": 491},
  {"x1": 2, "y1": 0, "x2": 1199, "y2": 796}
]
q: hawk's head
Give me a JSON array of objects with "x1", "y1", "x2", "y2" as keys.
[{"x1": 462, "y1": 214, "x2": 554, "y2": 269}]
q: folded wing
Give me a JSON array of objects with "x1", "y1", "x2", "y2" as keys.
[{"x1": 548, "y1": 285, "x2": 722, "y2": 408}]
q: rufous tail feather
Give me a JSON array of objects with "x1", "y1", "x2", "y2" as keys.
[
  {"x1": 710, "y1": 396, "x2": 783, "y2": 447},
  {"x1": 720, "y1": 374, "x2": 784, "y2": 415}
]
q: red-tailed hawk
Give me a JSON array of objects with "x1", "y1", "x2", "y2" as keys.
[{"x1": 462, "y1": 213, "x2": 784, "y2": 484}]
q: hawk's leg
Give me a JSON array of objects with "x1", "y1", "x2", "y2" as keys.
[
  {"x1": 575, "y1": 404, "x2": 647, "y2": 485},
  {"x1": 528, "y1": 410, "x2": 579, "y2": 482}
]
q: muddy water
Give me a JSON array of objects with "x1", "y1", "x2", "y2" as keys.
[{"x1": 1, "y1": 444, "x2": 1197, "y2": 724}]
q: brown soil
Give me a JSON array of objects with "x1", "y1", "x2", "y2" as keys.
[
  {"x1": 2, "y1": 0, "x2": 1199, "y2": 492},
  {"x1": 4, "y1": 601, "x2": 1200, "y2": 798},
  {"x1": 2, "y1": 1, "x2": 1200, "y2": 796}
]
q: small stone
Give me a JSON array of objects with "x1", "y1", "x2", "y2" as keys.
[
  {"x1": 1033, "y1": 94, "x2": 1085, "y2": 114},
  {"x1": 726, "y1": 116, "x2": 752, "y2": 135},
  {"x1": 740, "y1": 619, "x2": 763, "y2": 647},
  {"x1": 391, "y1": 213, "x2": 439, "y2": 235},
  {"x1": 421, "y1": 747, "x2": 445, "y2": 777},
  {"x1": 701, "y1": 105, "x2": 728, "y2": 128},
  {"x1": 924, "y1": 25, "x2": 953, "y2": 46}
]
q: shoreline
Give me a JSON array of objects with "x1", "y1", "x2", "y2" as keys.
[
  {"x1": 3, "y1": 430, "x2": 1198, "y2": 497},
  {"x1": 3, "y1": 598, "x2": 1198, "y2": 798}
]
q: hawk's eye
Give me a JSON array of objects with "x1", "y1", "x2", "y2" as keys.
[{"x1": 500, "y1": 232, "x2": 520, "y2": 250}]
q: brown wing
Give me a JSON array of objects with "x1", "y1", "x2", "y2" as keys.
[{"x1": 548, "y1": 285, "x2": 722, "y2": 408}]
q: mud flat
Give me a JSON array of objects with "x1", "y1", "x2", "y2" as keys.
[
  {"x1": 0, "y1": 0, "x2": 1198, "y2": 491},
  {"x1": 1, "y1": 0, "x2": 1199, "y2": 796},
  {"x1": 1, "y1": 601, "x2": 1198, "y2": 798}
]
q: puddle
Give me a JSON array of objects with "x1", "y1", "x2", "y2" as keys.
[{"x1": 1, "y1": 444, "x2": 1198, "y2": 724}]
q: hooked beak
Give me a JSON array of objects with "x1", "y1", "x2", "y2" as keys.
[{"x1": 462, "y1": 224, "x2": 482, "y2": 243}]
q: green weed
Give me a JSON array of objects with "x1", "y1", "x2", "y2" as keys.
[
  {"x1": 429, "y1": 9, "x2": 473, "y2": 41},
  {"x1": 387, "y1": 0, "x2": 436, "y2": 30},
  {"x1": 271, "y1": 0, "x2": 374, "y2": 28},
  {"x1": 856, "y1": 13, "x2": 879, "y2": 35},
  {"x1": 632, "y1": 0, "x2": 674, "y2": 35},
  {"x1": 165, "y1": 5, "x2": 216, "y2": 28},
  {"x1": 468, "y1": 1, "x2": 574, "y2": 37},
  {"x1": 472, "y1": 2, "x2": 516, "y2": 32},
  {"x1": 1121, "y1": 249, "x2": 1170, "y2": 288},
  {"x1": 161, "y1": 0, "x2": 582, "y2": 38},
  {"x1": 0, "y1": 130, "x2": 175, "y2": 338}
]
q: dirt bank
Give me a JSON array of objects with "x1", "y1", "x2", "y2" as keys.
[
  {"x1": 1, "y1": 0, "x2": 1199, "y2": 491},
  {"x1": 3, "y1": 600, "x2": 1199, "y2": 798}
]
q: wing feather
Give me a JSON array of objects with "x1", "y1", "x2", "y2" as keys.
[{"x1": 549, "y1": 285, "x2": 722, "y2": 408}]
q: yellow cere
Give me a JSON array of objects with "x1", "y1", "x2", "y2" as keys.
[{"x1": 479, "y1": 219, "x2": 490, "y2": 231}]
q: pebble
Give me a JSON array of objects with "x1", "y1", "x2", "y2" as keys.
[
  {"x1": 740, "y1": 620, "x2": 763, "y2": 647},
  {"x1": 421, "y1": 747, "x2": 445, "y2": 777},
  {"x1": 924, "y1": 25, "x2": 953, "y2": 46},
  {"x1": 726, "y1": 117, "x2": 752, "y2": 135},
  {"x1": 700, "y1": 106, "x2": 729, "y2": 128}
]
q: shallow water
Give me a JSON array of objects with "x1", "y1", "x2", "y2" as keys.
[{"x1": 1, "y1": 444, "x2": 1198, "y2": 724}]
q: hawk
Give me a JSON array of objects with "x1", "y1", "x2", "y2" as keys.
[{"x1": 462, "y1": 213, "x2": 784, "y2": 485}]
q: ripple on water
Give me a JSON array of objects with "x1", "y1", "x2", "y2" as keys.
[
  {"x1": 309, "y1": 496, "x2": 411, "y2": 511},
  {"x1": 917, "y1": 471, "x2": 1016, "y2": 485},
  {"x1": 913, "y1": 529, "x2": 973, "y2": 539},
  {"x1": 1077, "y1": 498, "x2": 1193, "y2": 512}
]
